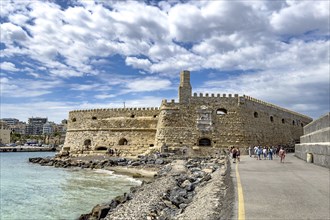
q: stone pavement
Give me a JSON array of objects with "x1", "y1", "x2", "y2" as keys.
[{"x1": 231, "y1": 153, "x2": 330, "y2": 220}]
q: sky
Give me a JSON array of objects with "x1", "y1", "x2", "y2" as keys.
[{"x1": 0, "y1": 0, "x2": 329, "y2": 124}]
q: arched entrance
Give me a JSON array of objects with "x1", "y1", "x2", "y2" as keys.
[
  {"x1": 84, "y1": 139, "x2": 91, "y2": 147},
  {"x1": 198, "y1": 138, "x2": 211, "y2": 146},
  {"x1": 119, "y1": 138, "x2": 128, "y2": 145}
]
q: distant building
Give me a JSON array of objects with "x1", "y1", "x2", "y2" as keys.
[
  {"x1": 26, "y1": 117, "x2": 48, "y2": 135},
  {"x1": 10, "y1": 122, "x2": 27, "y2": 135},
  {"x1": 43, "y1": 122, "x2": 53, "y2": 134},
  {"x1": 0, "y1": 127, "x2": 11, "y2": 145},
  {"x1": 0, "y1": 118, "x2": 19, "y2": 126}
]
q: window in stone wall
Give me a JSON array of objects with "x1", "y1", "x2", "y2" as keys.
[
  {"x1": 96, "y1": 146, "x2": 107, "y2": 151},
  {"x1": 292, "y1": 120, "x2": 295, "y2": 125},
  {"x1": 119, "y1": 138, "x2": 128, "y2": 145},
  {"x1": 84, "y1": 139, "x2": 91, "y2": 147},
  {"x1": 149, "y1": 144, "x2": 154, "y2": 147},
  {"x1": 301, "y1": 123, "x2": 304, "y2": 127},
  {"x1": 216, "y1": 108, "x2": 227, "y2": 115},
  {"x1": 72, "y1": 118, "x2": 76, "y2": 122},
  {"x1": 153, "y1": 115, "x2": 157, "y2": 118},
  {"x1": 198, "y1": 138, "x2": 211, "y2": 146},
  {"x1": 270, "y1": 116, "x2": 274, "y2": 122},
  {"x1": 254, "y1": 112, "x2": 259, "y2": 118},
  {"x1": 92, "y1": 116, "x2": 97, "y2": 120},
  {"x1": 130, "y1": 114, "x2": 135, "y2": 118},
  {"x1": 282, "y1": 118, "x2": 285, "y2": 124}
]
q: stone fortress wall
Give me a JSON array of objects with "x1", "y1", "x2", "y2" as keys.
[
  {"x1": 63, "y1": 70, "x2": 313, "y2": 157},
  {"x1": 295, "y1": 112, "x2": 330, "y2": 168},
  {"x1": 65, "y1": 108, "x2": 160, "y2": 156}
]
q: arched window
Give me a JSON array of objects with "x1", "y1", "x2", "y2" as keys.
[
  {"x1": 119, "y1": 138, "x2": 128, "y2": 145},
  {"x1": 84, "y1": 139, "x2": 91, "y2": 147},
  {"x1": 95, "y1": 146, "x2": 107, "y2": 151},
  {"x1": 254, "y1": 112, "x2": 259, "y2": 118},
  {"x1": 72, "y1": 118, "x2": 76, "y2": 122},
  {"x1": 92, "y1": 116, "x2": 97, "y2": 120},
  {"x1": 130, "y1": 114, "x2": 135, "y2": 118},
  {"x1": 270, "y1": 116, "x2": 274, "y2": 122},
  {"x1": 216, "y1": 108, "x2": 227, "y2": 115},
  {"x1": 198, "y1": 138, "x2": 211, "y2": 146},
  {"x1": 292, "y1": 120, "x2": 295, "y2": 125},
  {"x1": 282, "y1": 119, "x2": 285, "y2": 124}
]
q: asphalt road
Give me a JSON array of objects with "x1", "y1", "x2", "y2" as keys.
[{"x1": 231, "y1": 153, "x2": 330, "y2": 220}]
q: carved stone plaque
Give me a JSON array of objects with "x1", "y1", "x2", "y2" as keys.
[{"x1": 196, "y1": 106, "x2": 213, "y2": 131}]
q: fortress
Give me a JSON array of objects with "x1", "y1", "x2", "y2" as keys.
[{"x1": 63, "y1": 71, "x2": 313, "y2": 157}]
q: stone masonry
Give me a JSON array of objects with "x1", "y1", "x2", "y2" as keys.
[
  {"x1": 295, "y1": 112, "x2": 330, "y2": 168},
  {"x1": 63, "y1": 71, "x2": 313, "y2": 157}
]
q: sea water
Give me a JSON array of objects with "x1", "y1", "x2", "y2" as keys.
[{"x1": 0, "y1": 152, "x2": 141, "y2": 220}]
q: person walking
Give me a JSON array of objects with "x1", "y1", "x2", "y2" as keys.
[
  {"x1": 257, "y1": 146, "x2": 262, "y2": 160},
  {"x1": 263, "y1": 147, "x2": 267, "y2": 160},
  {"x1": 237, "y1": 148, "x2": 241, "y2": 162},
  {"x1": 279, "y1": 147, "x2": 286, "y2": 163},
  {"x1": 232, "y1": 147, "x2": 238, "y2": 163},
  {"x1": 268, "y1": 147, "x2": 273, "y2": 160}
]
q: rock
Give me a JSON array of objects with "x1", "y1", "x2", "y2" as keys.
[
  {"x1": 155, "y1": 159, "x2": 164, "y2": 164},
  {"x1": 90, "y1": 203, "x2": 110, "y2": 219},
  {"x1": 130, "y1": 161, "x2": 141, "y2": 166},
  {"x1": 202, "y1": 168, "x2": 214, "y2": 173},
  {"x1": 180, "y1": 179, "x2": 191, "y2": 188}
]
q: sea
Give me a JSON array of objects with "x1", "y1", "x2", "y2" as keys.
[{"x1": 0, "y1": 152, "x2": 141, "y2": 220}]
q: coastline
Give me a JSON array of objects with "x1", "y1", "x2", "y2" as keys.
[
  {"x1": 0, "y1": 146, "x2": 57, "y2": 152},
  {"x1": 29, "y1": 153, "x2": 234, "y2": 220}
]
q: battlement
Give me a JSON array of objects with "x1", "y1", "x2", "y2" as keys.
[
  {"x1": 242, "y1": 95, "x2": 312, "y2": 120},
  {"x1": 161, "y1": 99, "x2": 179, "y2": 104},
  {"x1": 192, "y1": 93, "x2": 240, "y2": 98},
  {"x1": 70, "y1": 107, "x2": 159, "y2": 113}
]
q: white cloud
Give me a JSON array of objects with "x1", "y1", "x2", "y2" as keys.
[
  {"x1": 1, "y1": 61, "x2": 19, "y2": 72},
  {"x1": 94, "y1": 94, "x2": 116, "y2": 99},
  {"x1": 198, "y1": 63, "x2": 329, "y2": 119},
  {"x1": 270, "y1": 1, "x2": 330, "y2": 35},
  {"x1": 0, "y1": 22, "x2": 28, "y2": 44},
  {"x1": 0, "y1": 0, "x2": 329, "y2": 120},
  {"x1": 125, "y1": 57, "x2": 152, "y2": 70},
  {"x1": 0, "y1": 77, "x2": 62, "y2": 98},
  {"x1": 126, "y1": 77, "x2": 172, "y2": 92}
]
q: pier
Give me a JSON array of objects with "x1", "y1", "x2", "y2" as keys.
[{"x1": 232, "y1": 154, "x2": 330, "y2": 220}]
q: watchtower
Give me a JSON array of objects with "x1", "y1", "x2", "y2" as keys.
[{"x1": 178, "y1": 70, "x2": 192, "y2": 104}]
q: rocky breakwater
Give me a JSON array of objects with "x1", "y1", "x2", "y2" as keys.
[
  {"x1": 29, "y1": 154, "x2": 233, "y2": 220},
  {"x1": 80, "y1": 156, "x2": 233, "y2": 220},
  {"x1": 28, "y1": 155, "x2": 169, "y2": 176}
]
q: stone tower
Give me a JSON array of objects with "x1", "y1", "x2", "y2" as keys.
[{"x1": 178, "y1": 70, "x2": 192, "y2": 104}]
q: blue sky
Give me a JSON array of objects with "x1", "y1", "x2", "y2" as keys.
[{"x1": 1, "y1": 0, "x2": 329, "y2": 123}]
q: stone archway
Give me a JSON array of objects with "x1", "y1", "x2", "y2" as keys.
[{"x1": 119, "y1": 138, "x2": 128, "y2": 145}]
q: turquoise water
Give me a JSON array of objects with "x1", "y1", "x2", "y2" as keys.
[{"x1": 0, "y1": 152, "x2": 141, "y2": 220}]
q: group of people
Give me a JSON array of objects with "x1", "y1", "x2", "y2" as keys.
[
  {"x1": 249, "y1": 146, "x2": 286, "y2": 163},
  {"x1": 229, "y1": 145, "x2": 287, "y2": 163},
  {"x1": 107, "y1": 148, "x2": 121, "y2": 156}
]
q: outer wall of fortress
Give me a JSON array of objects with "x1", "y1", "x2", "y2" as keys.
[{"x1": 63, "y1": 71, "x2": 313, "y2": 157}]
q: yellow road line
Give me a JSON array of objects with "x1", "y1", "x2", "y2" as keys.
[{"x1": 236, "y1": 163, "x2": 245, "y2": 220}]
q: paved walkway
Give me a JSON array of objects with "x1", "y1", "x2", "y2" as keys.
[{"x1": 231, "y1": 154, "x2": 330, "y2": 220}]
